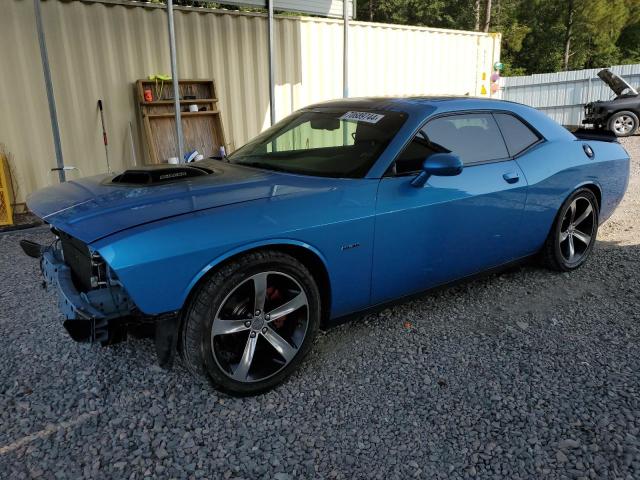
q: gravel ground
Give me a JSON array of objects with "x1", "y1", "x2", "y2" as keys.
[{"x1": 1, "y1": 138, "x2": 639, "y2": 480}]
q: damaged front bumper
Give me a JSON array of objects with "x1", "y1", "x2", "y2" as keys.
[
  {"x1": 40, "y1": 246, "x2": 135, "y2": 344},
  {"x1": 582, "y1": 115, "x2": 608, "y2": 127},
  {"x1": 23, "y1": 238, "x2": 180, "y2": 368},
  {"x1": 582, "y1": 104, "x2": 608, "y2": 128}
]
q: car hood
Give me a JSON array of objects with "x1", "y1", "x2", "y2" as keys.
[
  {"x1": 28, "y1": 161, "x2": 330, "y2": 244},
  {"x1": 597, "y1": 68, "x2": 638, "y2": 96}
]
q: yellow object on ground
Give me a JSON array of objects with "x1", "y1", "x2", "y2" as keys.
[{"x1": 0, "y1": 153, "x2": 14, "y2": 226}]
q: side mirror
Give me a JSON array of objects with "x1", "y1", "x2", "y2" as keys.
[{"x1": 410, "y1": 153, "x2": 463, "y2": 187}]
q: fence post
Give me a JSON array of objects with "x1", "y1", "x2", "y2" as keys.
[
  {"x1": 166, "y1": 0, "x2": 185, "y2": 163},
  {"x1": 268, "y1": 0, "x2": 275, "y2": 125},
  {"x1": 34, "y1": 0, "x2": 65, "y2": 182}
]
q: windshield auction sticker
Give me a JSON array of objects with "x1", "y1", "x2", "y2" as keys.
[{"x1": 339, "y1": 111, "x2": 385, "y2": 124}]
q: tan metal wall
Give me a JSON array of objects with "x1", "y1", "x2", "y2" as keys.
[{"x1": 0, "y1": 0, "x2": 500, "y2": 204}]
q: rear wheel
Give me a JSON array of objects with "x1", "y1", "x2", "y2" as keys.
[
  {"x1": 180, "y1": 251, "x2": 320, "y2": 396},
  {"x1": 608, "y1": 111, "x2": 638, "y2": 137},
  {"x1": 541, "y1": 188, "x2": 599, "y2": 272}
]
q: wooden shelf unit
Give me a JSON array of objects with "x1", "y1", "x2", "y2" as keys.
[
  {"x1": 136, "y1": 79, "x2": 227, "y2": 164},
  {"x1": 146, "y1": 110, "x2": 221, "y2": 119},
  {"x1": 140, "y1": 98, "x2": 218, "y2": 106}
]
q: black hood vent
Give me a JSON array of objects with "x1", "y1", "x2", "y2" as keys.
[{"x1": 111, "y1": 165, "x2": 214, "y2": 185}]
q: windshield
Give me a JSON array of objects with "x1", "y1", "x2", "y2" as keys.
[{"x1": 228, "y1": 108, "x2": 407, "y2": 178}]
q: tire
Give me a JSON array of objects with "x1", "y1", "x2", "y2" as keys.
[
  {"x1": 180, "y1": 250, "x2": 321, "y2": 396},
  {"x1": 541, "y1": 188, "x2": 599, "y2": 272},
  {"x1": 608, "y1": 111, "x2": 639, "y2": 137}
]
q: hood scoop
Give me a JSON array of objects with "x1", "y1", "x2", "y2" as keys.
[{"x1": 111, "y1": 165, "x2": 214, "y2": 185}]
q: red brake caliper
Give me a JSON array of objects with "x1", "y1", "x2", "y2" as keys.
[{"x1": 266, "y1": 287, "x2": 287, "y2": 328}]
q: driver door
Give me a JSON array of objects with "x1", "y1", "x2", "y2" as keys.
[{"x1": 371, "y1": 112, "x2": 528, "y2": 304}]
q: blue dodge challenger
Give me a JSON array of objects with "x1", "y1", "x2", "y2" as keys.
[{"x1": 24, "y1": 97, "x2": 630, "y2": 395}]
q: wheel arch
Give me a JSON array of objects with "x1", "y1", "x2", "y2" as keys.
[
  {"x1": 181, "y1": 240, "x2": 333, "y2": 326},
  {"x1": 562, "y1": 183, "x2": 602, "y2": 219},
  {"x1": 579, "y1": 182, "x2": 602, "y2": 211},
  {"x1": 540, "y1": 183, "x2": 600, "y2": 271},
  {"x1": 608, "y1": 108, "x2": 640, "y2": 117},
  {"x1": 542, "y1": 182, "x2": 602, "y2": 242}
]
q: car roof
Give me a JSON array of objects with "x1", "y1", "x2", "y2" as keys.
[
  {"x1": 306, "y1": 96, "x2": 523, "y2": 113},
  {"x1": 305, "y1": 95, "x2": 575, "y2": 144}
]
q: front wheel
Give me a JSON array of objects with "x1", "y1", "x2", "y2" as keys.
[
  {"x1": 608, "y1": 111, "x2": 638, "y2": 137},
  {"x1": 541, "y1": 188, "x2": 599, "y2": 272},
  {"x1": 180, "y1": 251, "x2": 321, "y2": 396}
]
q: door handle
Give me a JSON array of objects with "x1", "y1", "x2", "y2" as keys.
[{"x1": 502, "y1": 172, "x2": 520, "y2": 184}]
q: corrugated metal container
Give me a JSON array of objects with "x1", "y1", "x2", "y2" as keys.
[
  {"x1": 0, "y1": 0, "x2": 500, "y2": 203},
  {"x1": 349, "y1": 24, "x2": 500, "y2": 98},
  {"x1": 503, "y1": 64, "x2": 640, "y2": 126}
]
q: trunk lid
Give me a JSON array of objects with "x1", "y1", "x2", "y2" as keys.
[{"x1": 597, "y1": 68, "x2": 638, "y2": 96}]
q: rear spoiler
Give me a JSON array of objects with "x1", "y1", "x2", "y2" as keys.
[{"x1": 568, "y1": 127, "x2": 619, "y2": 143}]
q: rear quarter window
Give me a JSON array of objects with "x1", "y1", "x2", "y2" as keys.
[{"x1": 494, "y1": 113, "x2": 540, "y2": 156}]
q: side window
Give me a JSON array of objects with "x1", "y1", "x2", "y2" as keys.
[
  {"x1": 393, "y1": 112, "x2": 509, "y2": 175},
  {"x1": 424, "y1": 113, "x2": 508, "y2": 165},
  {"x1": 493, "y1": 113, "x2": 540, "y2": 156}
]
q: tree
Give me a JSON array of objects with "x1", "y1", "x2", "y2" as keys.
[
  {"x1": 483, "y1": 0, "x2": 492, "y2": 32},
  {"x1": 149, "y1": 0, "x2": 220, "y2": 6},
  {"x1": 356, "y1": 0, "x2": 477, "y2": 30},
  {"x1": 510, "y1": 0, "x2": 640, "y2": 74},
  {"x1": 563, "y1": 0, "x2": 575, "y2": 70}
]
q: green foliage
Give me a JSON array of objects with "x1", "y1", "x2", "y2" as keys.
[
  {"x1": 357, "y1": 0, "x2": 477, "y2": 28},
  {"x1": 357, "y1": 0, "x2": 640, "y2": 75},
  {"x1": 619, "y1": 23, "x2": 640, "y2": 62},
  {"x1": 148, "y1": 0, "x2": 221, "y2": 7}
]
